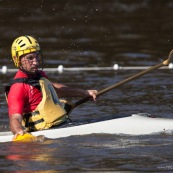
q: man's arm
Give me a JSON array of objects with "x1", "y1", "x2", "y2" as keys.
[
  {"x1": 52, "y1": 83, "x2": 97, "y2": 100},
  {"x1": 9, "y1": 113, "x2": 24, "y2": 139}
]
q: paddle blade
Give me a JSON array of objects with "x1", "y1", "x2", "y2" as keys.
[{"x1": 13, "y1": 133, "x2": 38, "y2": 142}]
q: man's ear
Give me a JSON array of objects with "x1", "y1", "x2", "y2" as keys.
[{"x1": 18, "y1": 56, "x2": 22, "y2": 67}]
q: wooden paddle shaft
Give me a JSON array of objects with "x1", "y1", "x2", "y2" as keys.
[
  {"x1": 74, "y1": 61, "x2": 166, "y2": 108},
  {"x1": 97, "y1": 62, "x2": 164, "y2": 96}
]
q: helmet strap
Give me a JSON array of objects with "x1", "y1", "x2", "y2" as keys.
[{"x1": 39, "y1": 51, "x2": 44, "y2": 70}]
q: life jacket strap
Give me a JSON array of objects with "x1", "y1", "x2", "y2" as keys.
[
  {"x1": 24, "y1": 111, "x2": 41, "y2": 127},
  {"x1": 28, "y1": 118, "x2": 44, "y2": 129}
]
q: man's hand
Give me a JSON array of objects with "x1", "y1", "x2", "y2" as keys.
[{"x1": 87, "y1": 90, "x2": 98, "y2": 101}]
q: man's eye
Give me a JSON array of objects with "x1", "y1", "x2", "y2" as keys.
[{"x1": 27, "y1": 57, "x2": 34, "y2": 60}]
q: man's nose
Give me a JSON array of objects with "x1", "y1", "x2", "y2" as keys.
[{"x1": 32, "y1": 57, "x2": 39, "y2": 64}]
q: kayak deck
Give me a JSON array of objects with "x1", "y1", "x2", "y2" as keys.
[{"x1": 0, "y1": 113, "x2": 173, "y2": 143}]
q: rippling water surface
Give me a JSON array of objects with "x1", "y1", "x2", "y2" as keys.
[{"x1": 0, "y1": 0, "x2": 173, "y2": 172}]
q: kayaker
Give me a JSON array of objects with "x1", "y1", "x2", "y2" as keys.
[{"x1": 5, "y1": 35, "x2": 98, "y2": 139}]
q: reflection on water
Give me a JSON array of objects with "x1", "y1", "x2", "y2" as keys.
[
  {"x1": 1, "y1": 134, "x2": 173, "y2": 172},
  {"x1": 0, "y1": 0, "x2": 173, "y2": 172},
  {"x1": 2, "y1": 140, "x2": 59, "y2": 171}
]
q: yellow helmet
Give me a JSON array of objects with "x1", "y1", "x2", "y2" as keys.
[{"x1": 11, "y1": 35, "x2": 40, "y2": 67}]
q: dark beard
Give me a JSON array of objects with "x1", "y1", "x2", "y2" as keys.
[{"x1": 19, "y1": 68, "x2": 42, "y2": 79}]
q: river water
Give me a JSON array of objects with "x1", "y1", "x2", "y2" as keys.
[{"x1": 0, "y1": 0, "x2": 173, "y2": 172}]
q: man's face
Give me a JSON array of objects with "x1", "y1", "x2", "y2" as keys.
[{"x1": 19, "y1": 51, "x2": 41, "y2": 74}]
